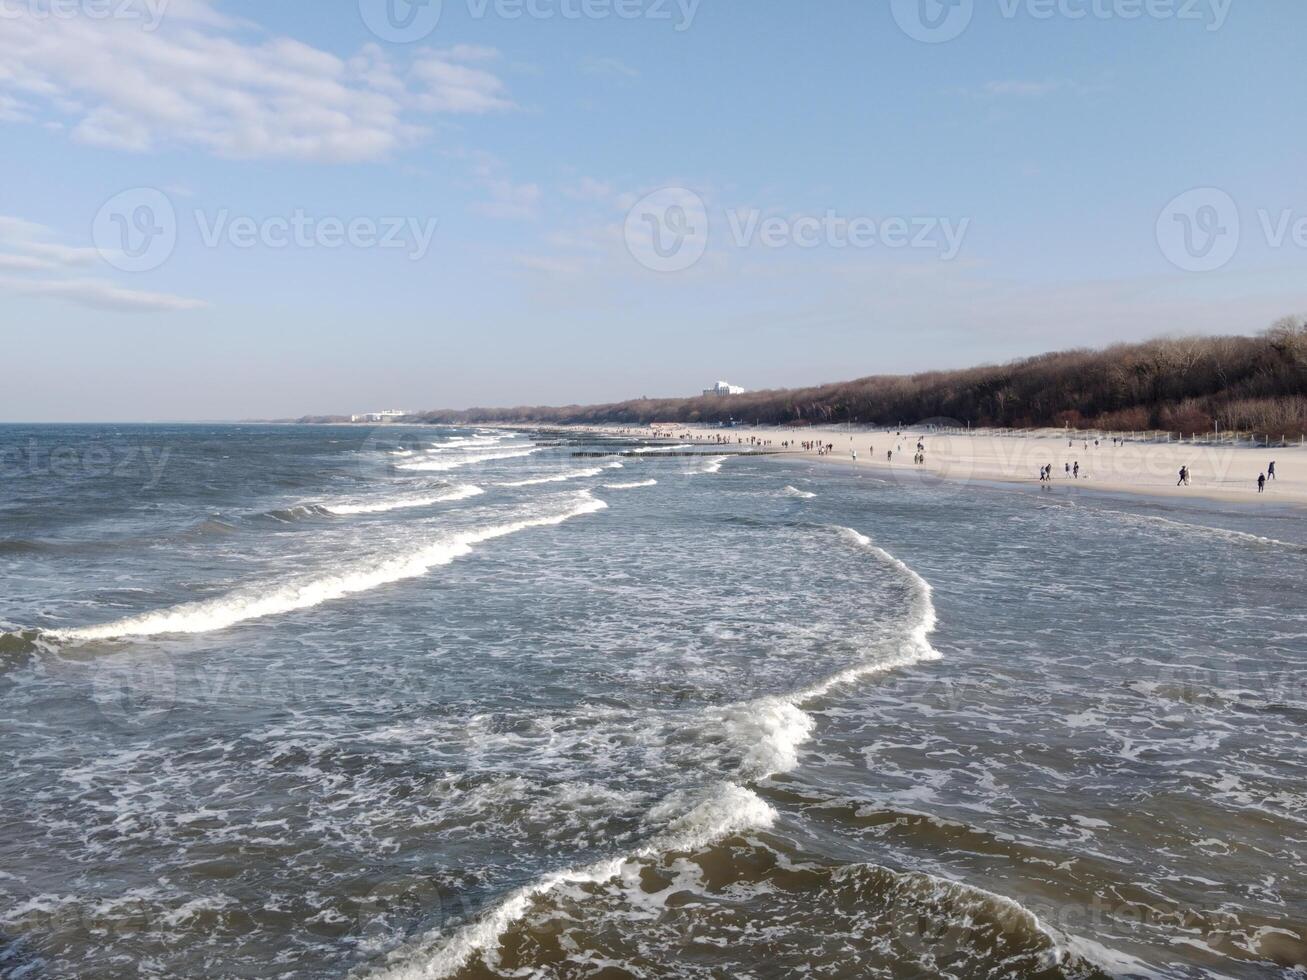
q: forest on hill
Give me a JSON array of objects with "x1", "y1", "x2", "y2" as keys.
[{"x1": 404, "y1": 316, "x2": 1307, "y2": 438}]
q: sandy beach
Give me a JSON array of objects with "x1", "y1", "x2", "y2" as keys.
[{"x1": 563, "y1": 423, "x2": 1305, "y2": 508}]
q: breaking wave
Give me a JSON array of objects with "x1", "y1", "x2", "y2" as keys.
[
  {"x1": 499, "y1": 463, "x2": 622, "y2": 488},
  {"x1": 323, "y1": 485, "x2": 484, "y2": 515},
  {"x1": 397, "y1": 450, "x2": 539, "y2": 473},
  {"x1": 365, "y1": 524, "x2": 942, "y2": 980},
  {"x1": 50, "y1": 494, "x2": 606, "y2": 642}
]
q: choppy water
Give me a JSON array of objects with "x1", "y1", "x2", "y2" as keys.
[{"x1": 1, "y1": 424, "x2": 1304, "y2": 979}]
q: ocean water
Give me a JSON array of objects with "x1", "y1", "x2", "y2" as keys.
[{"x1": 1, "y1": 424, "x2": 1304, "y2": 979}]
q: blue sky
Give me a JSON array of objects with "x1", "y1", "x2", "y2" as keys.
[{"x1": 1, "y1": 0, "x2": 1304, "y2": 421}]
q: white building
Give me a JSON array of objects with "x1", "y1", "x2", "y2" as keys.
[
  {"x1": 351, "y1": 409, "x2": 408, "y2": 423},
  {"x1": 702, "y1": 381, "x2": 746, "y2": 397}
]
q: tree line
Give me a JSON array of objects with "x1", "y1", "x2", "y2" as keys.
[{"x1": 389, "y1": 317, "x2": 1307, "y2": 438}]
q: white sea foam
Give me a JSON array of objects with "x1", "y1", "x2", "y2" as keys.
[
  {"x1": 54, "y1": 494, "x2": 606, "y2": 641},
  {"x1": 1100, "y1": 509, "x2": 1302, "y2": 550},
  {"x1": 322, "y1": 485, "x2": 484, "y2": 516},
  {"x1": 423, "y1": 436, "x2": 513, "y2": 453},
  {"x1": 369, "y1": 783, "x2": 774, "y2": 980},
  {"x1": 712, "y1": 529, "x2": 940, "y2": 783},
  {"x1": 632, "y1": 444, "x2": 693, "y2": 454},
  {"x1": 691, "y1": 455, "x2": 729, "y2": 475},
  {"x1": 602, "y1": 479, "x2": 658, "y2": 490},
  {"x1": 398, "y1": 449, "x2": 538, "y2": 473},
  {"x1": 499, "y1": 463, "x2": 622, "y2": 488},
  {"x1": 782, "y1": 485, "x2": 816, "y2": 498},
  {"x1": 368, "y1": 525, "x2": 942, "y2": 980}
]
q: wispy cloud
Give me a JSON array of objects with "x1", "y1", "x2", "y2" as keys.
[
  {"x1": 475, "y1": 179, "x2": 543, "y2": 220},
  {"x1": 1, "y1": 276, "x2": 207, "y2": 312},
  {"x1": 0, "y1": 1, "x2": 515, "y2": 163},
  {"x1": 0, "y1": 215, "x2": 204, "y2": 312},
  {"x1": 581, "y1": 56, "x2": 640, "y2": 79},
  {"x1": 962, "y1": 78, "x2": 1110, "y2": 100}
]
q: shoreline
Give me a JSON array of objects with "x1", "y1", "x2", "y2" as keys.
[{"x1": 519, "y1": 422, "x2": 1306, "y2": 511}]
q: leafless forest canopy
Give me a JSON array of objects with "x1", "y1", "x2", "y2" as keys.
[{"x1": 355, "y1": 318, "x2": 1307, "y2": 437}]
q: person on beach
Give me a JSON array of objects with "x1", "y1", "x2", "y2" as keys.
[
  {"x1": 887, "y1": 450, "x2": 893, "y2": 462},
  {"x1": 1177, "y1": 467, "x2": 1185, "y2": 486},
  {"x1": 851, "y1": 450, "x2": 857, "y2": 464},
  {"x1": 1268, "y1": 461, "x2": 1276, "y2": 480},
  {"x1": 1065, "y1": 463, "x2": 1071, "y2": 478},
  {"x1": 1258, "y1": 473, "x2": 1266, "y2": 493},
  {"x1": 1073, "y1": 462, "x2": 1080, "y2": 479}
]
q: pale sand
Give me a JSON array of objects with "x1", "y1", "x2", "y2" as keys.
[{"x1": 561, "y1": 423, "x2": 1305, "y2": 509}]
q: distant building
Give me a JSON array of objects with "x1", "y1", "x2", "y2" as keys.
[
  {"x1": 351, "y1": 409, "x2": 408, "y2": 423},
  {"x1": 702, "y1": 381, "x2": 746, "y2": 397}
]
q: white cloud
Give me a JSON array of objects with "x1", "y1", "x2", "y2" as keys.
[
  {"x1": 0, "y1": 214, "x2": 204, "y2": 312},
  {"x1": 964, "y1": 78, "x2": 1109, "y2": 100},
  {"x1": 0, "y1": 2, "x2": 514, "y2": 163},
  {"x1": 0, "y1": 254, "x2": 54, "y2": 272},
  {"x1": 581, "y1": 56, "x2": 639, "y2": 79},
  {"x1": 1, "y1": 276, "x2": 207, "y2": 312},
  {"x1": 475, "y1": 179, "x2": 542, "y2": 220},
  {"x1": 980, "y1": 79, "x2": 1067, "y2": 97},
  {"x1": 435, "y1": 44, "x2": 503, "y2": 63},
  {"x1": 563, "y1": 177, "x2": 617, "y2": 203},
  {"x1": 0, "y1": 92, "x2": 28, "y2": 121},
  {"x1": 411, "y1": 54, "x2": 514, "y2": 114}
]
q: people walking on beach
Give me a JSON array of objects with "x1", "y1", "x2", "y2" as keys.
[
  {"x1": 1176, "y1": 466, "x2": 1190, "y2": 486},
  {"x1": 1065, "y1": 463, "x2": 1071, "y2": 478},
  {"x1": 1258, "y1": 473, "x2": 1266, "y2": 493},
  {"x1": 1073, "y1": 462, "x2": 1080, "y2": 479},
  {"x1": 887, "y1": 450, "x2": 893, "y2": 462},
  {"x1": 1268, "y1": 461, "x2": 1276, "y2": 480},
  {"x1": 851, "y1": 450, "x2": 857, "y2": 464}
]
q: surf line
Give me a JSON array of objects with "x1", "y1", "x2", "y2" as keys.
[
  {"x1": 365, "y1": 525, "x2": 943, "y2": 980},
  {"x1": 50, "y1": 493, "x2": 606, "y2": 643}
]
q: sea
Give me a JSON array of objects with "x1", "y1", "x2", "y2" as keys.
[{"x1": 1, "y1": 423, "x2": 1304, "y2": 979}]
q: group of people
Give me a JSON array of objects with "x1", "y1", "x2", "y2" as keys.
[
  {"x1": 1040, "y1": 461, "x2": 1081, "y2": 481},
  {"x1": 1258, "y1": 460, "x2": 1278, "y2": 492},
  {"x1": 625, "y1": 425, "x2": 1287, "y2": 497}
]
